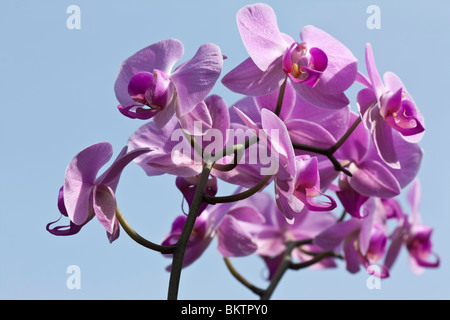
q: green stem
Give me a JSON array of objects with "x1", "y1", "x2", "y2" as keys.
[
  {"x1": 260, "y1": 239, "x2": 313, "y2": 300},
  {"x1": 204, "y1": 175, "x2": 272, "y2": 205},
  {"x1": 116, "y1": 206, "x2": 174, "y2": 254},
  {"x1": 167, "y1": 161, "x2": 214, "y2": 300},
  {"x1": 223, "y1": 258, "x2": 265, "y2": 296}
]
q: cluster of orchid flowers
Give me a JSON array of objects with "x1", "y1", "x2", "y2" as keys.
[{"x1": 47, "y1": 3, "x2": 438, "y2": 299}]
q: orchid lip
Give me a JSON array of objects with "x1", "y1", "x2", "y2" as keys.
[{"x1": 282, "y1": 42, "x2": 327, "y2": 88}]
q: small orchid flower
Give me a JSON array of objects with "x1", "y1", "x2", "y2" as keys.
[
  {"x1": 357, "y1": 43, "x2": 425, "y2": 168},
  {"x1": 115, "y1": 39, "x2": 223, "y2": 128},
  {"x1": 176, "y1": 175, "x2": 218, "y2": 215},
  {"x1": 315, "y1": 198, "x2": 390, "y2": 278},
  {"x1": 222, "y1": 3, "x2": 357, "y2": 109},
  {"x1": 322, "y1": 112, "x2": 423, "y2": 202},
  {"x1": 236, "y1": 192, "x2": 338, "y2": 280},
  {"x1": 161, "y1": 188, "x2": 265, "y2": 270},
  {"x1": 47, "y1": 143, "x2": 150, "y2": 242},
  {"x1": 384, "y1": 179, "x2": 439, "y2": 275},
  {"x1": 235, "y1": 108, "x2": 336, "y2": 223}
]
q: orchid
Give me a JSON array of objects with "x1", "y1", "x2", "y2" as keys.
[
  {"x1": 222, "y1": 3, "x2": 357, "y2": 109},
  {"x1": 161, "y1": 188, "x2": 264, "y2": 269},
  {"x1": 47, "y1": 3, "x2": 437, "y2": 301},
  {"x1": 47, "y1": 142, "x2": 149, "y2": 242},
  {"x1": 357, "y1": 43, "x2": 425, "y2": 168},
  {"x1": 384, "y1": 179, "x2": 440, "y2": 275},
  {"x1": 315, "y1": 198, "x2": 390, "y2": 278},
  {"x1": 232, "y1": 192, "x2": 338, "y2": 280},
  {"x1": 115, "y1": 39, "x2": 223, "y2": 128}
]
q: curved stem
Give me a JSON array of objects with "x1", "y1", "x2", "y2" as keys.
[
  {"x1": 167, "y1": 161, "x2": 214, "y2": 300},
  {"x1": 260, "y1": 241, "x2": 297, "y2": 300},
  {"x1": 204, "y1": 175, "x2": 272, "y2": 205},
  {"x1": 223, "y1": 258, "x2": 265, "y2": 297},
  {"x1": 116, "y1": 206, "x2": 174, "y2": 254},
  {"x1": 328, "y1": 115, "x2": 362, "y2": 154},
  {"x1": 292, "y1": 115, "x2": 362, "y2": 177},
  {"x1": 289, "y1": 251, "x2": 340, "y2": 270}
]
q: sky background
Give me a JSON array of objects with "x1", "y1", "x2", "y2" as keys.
[{"x1": 1, "y1": 0, "x2": 449, "y2": 300}]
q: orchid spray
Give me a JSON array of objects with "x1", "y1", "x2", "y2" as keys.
[{"x1": 48, "y1": 3, "x2": 438, "y2": 300}]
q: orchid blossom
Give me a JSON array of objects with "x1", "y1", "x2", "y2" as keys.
[
  {"x1": 357, "y1": 43, "x2": 425, "y2": 168},
  {"x1": 47, "y1": 143, "x2": 149, "y2": 242},
  {"x1": 222, "y1": 3, "x2": 357, "y2": 109},
  {"x1": 115, "y1": 39, "x2": 223, "y2": 128}
]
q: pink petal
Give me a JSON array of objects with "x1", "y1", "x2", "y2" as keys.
[
  {"x1": 348, "y1": 160, "x2": 401, "y2": 198},
  {"x1": 217, "y1": 215, "x2": 257, "y2": 257},
  {"x1": 93, "y1": 184, "x2": 117, "y2": 234},
  {"x1": 314, "y1": 219, "x2": 360, "y2": 251},
  {"x1": 364, "y1": 43, "x2": 385, "y2": 99},
  {"x1": 171, "y1": 43, "x2": 223, "y2": 116},
  {"x1": 64, "y1": 142, "x2": 113, "y2": 225},
  {"x1": 221, "y1": 57, "x2": 286, "y2": 96},
  {"x1": 236, "y1": 3, "x2": 289, "y2": 71},
  {"x1": 114, "y1": 39, "x2": 184, "y2": 107}
]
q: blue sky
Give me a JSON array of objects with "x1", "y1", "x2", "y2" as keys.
[{"x1": 1, "y1": 0, "x2": 449, "y2": 299}]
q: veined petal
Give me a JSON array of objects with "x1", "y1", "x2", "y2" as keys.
[
  {"x1": 98, "y1": 147, "x2": 151, "y2": 190},
  {"x1": 177, "y1": 101, "x2": 213, "y2": 136},
  {"x1": 384, "y1": 226, "x2": 405, "y2": 270},
  {"x1": 93, "y1": 184, "x2": 117, "y2": 234},
  {"x1": 295, "y1": 25, "x2": 357, "y2": 109},
  {"x1": 287, "y1": 119, "x2": 336, "y2": 149},
  {"x1": 222, "y1": 57, "x2": 286, "y2": 96},
  {"x1": 171, "y1": 43, "x2": 223, "y2": 116},
  {"x1": 237, "y1": 3, "x2": 289, "y2": 71},
  {"x1": 369, "y1": 107, "x2": 400, "y2": 169},
  {"x1": 260, "y1": 108, "x2": 296, "y2": 177},
  {"x1": 292, "y1": 81, "x2": 350, "y2": 109},
  {"x1": 364, "y1": 43, "x2": 385, "y2": 99},
  {"x1": 64, "y1": 142, "x2": 113, "y2": 225},
  {"x1": 114, "y1": 39, "x2": 184, "y2": 107},
  {"x1": 289, "y1": 93, "x2": 351, "y2": 141},
  {"x1": 314, "y1": 219, "x2": 360, "y2": 251},
  {"x1": 348, "y1": 160, "x2": 401, "y2": 198},
  {"x1": 357, "y1": 88, "x2": 377, "y2": 118},
  {"x1": 217, "y1": 215, "x2": 258, "y2": 257},
  {"x1": 407, "y1": 178, "x2": 422, "y2": 224},
  {"x1": 344, "y1": 235, "x2": 361, "y2": 274},
  {"x1": 128, "y1": 117, "x2": 202, "y2": 177}
]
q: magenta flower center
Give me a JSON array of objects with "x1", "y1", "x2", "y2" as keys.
[
  {"x1": 128, "y1": 69, "x2": 174, "y2": 110},
  {"x1": 282, "y1": 42, "x2": 328, "y2": 88}
]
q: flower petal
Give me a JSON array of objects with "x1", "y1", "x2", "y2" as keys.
[
  {"x1": 114, "y1": 39, "x2": 184, "y2": 107},
  {"x1": 314, "y1": 219, "x2": 360, "y2": 251},
  {"x1": 217, "y1": 215, "x2": 258, "y2": 257},
  {"x1": 348, "y1": 160, "x2": 401, "y2": 198},
  {"x1": 98, "y1": 146, "x2": 151, "y2": 190},
  {"x1": 221, "y1": 57, "x2": 286, "y2": 96},
  {"x1": 171, "y1": 43, "x2": 223, "y2": 116},
  {"x1": 93, "y1": 184, "x2": 117, "y2": 234},
  {"x1": 64, "y1": 142, "x2": 113, "y2": 225},
  {"x1": 364, "y1": 43, "x2": 385, "y2": 99},
  {"x1": 236, "y1": 3, "x2": 289, "y2": 71}
]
